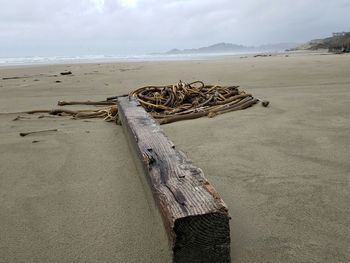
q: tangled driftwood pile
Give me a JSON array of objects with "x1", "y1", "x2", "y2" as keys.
[
  {"x1": 11, "y1": 81, "x2": 269, "y2": 124},
  {"x1": 128, "y1": 81, "x2": 268, "y2": 124}
]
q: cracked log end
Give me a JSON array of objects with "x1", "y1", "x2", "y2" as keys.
[{"x1": 174, "y1": 213, "x2": 230, "y2": 263}]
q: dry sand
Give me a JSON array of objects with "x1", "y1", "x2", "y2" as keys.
[{"x1": 0, "y1": 52, "x2": 350, "y2": 262}]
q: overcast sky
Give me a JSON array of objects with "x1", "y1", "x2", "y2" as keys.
[{"x1": 0, "y1": 0, "x2": 349, "y2": 57}]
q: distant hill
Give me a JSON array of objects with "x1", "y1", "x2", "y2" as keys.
[
  {"x1": 165, "y1": 43, "x2": 251, "y2": 54},
  {"x1": 290, "y1": 32, "x2": 350, "y2": 53},
  {"x1": 161, "y1": 42, "x2": 299, "y2": 55}
]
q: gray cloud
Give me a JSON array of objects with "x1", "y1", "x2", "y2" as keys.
[{"x1": 0, "y1": 0, "x2": 349, "y2": 56}]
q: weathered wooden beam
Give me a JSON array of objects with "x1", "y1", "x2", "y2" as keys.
[{"x1": 117, "y1": 96, "x2": 231, "y2": 263}]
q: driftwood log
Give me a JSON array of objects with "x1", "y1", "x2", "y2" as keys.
[{"x1": 117, "y1": 96, "x2": 231, "y2": 263}]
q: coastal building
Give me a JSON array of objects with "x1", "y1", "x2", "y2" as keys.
[
  {"x1": 329, "y1": 32, "x2": 350, "y2": 53},
  {"x1": 332, "y1": 32, "x2": 350, "y2": 37}
]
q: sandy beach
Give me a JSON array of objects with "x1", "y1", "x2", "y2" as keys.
[{"x1": 1, "y1": 52, "x2": 350, "y2": 262}]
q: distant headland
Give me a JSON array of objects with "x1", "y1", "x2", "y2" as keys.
[
  {"x1": 154, "y1": 32, "x2": 350, "y2": 55},
  {"x1": 154, "y1": 42, "x2": 299, "y2": 55}
]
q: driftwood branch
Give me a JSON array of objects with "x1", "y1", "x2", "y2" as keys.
[
  {"x1": 117, "y1": 96, "x2": 231, "y2": 263},
  {"x1": 57, "y1": 101, "x2": 115, "y2": 106},
  {"x1": 19, "y1": 129, "x2": 58, "y2": 137}
]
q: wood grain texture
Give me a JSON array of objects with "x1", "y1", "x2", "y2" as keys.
[{"x1": 117, "y1": 96, "x2": 231, "y2": 263}]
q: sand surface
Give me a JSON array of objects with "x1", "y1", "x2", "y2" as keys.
[{"x1": 1, "y1": 53, "x2": 350, "y2": 262}]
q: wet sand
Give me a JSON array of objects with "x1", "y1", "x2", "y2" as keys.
[{"x1": 1, "y1": 53, "x2": 350, "y2": 262}]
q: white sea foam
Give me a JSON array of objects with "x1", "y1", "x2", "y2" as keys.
[{"x1": 0, "y1": 52, "x2": 260, "y2": 66}]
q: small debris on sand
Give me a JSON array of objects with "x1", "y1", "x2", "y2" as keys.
[
  {"x1": 262, "y1": 100, "x2": 270, "y2": 107},
  {"x1": 60, "y1": 71, "x2": 72, "y2": 75},
  {"x1": 12, "y1": 116, "x2": 31, "y2": 121},
  {"x1": 254, "y1": 54, "x2": 272, "y2": 58}
]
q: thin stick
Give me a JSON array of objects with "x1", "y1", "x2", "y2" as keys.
[
  {"x1": 19, "y1": 129, "x2": 58, "y2": 137},
  {"x1": 58, "y1": 101, "x2": 115, "y2": 106}
]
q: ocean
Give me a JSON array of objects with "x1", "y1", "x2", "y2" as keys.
[{"x1": 0, "y1": 52, "x2": 262, "y2": 66}]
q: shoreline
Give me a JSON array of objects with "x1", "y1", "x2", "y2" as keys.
[{"x1": 0, "y1": 50, "x2": 325, "y2": 68}]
